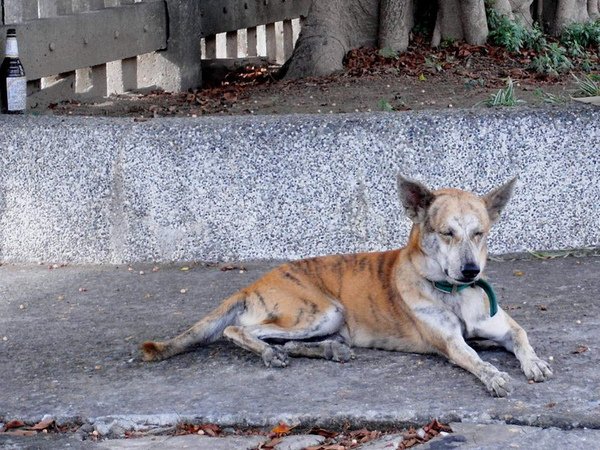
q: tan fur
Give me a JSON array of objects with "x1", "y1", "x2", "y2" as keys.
[{"x1": 141, "y1": 175, "x2": 552, "y2": 396}]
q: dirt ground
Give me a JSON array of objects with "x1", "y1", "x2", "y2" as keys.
[{"x1": 48, "y1": 39, "x2": 598, "y2": 118}]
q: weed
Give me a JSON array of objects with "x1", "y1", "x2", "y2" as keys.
[
  {"x1": 533, "y1": 88, "x2": 568, "y2": 104},
  {"x1": 440, "y1": 38, "x2": 456, "y2": 48},
  {"x1": 560, "y1": 19, "x2": 600, "y2": 49},
  {"x1": 572, "y1": 74, "x2": 600, "y2": 97},
  {"x1": 424, "y1": 55, "x2": 443, "y2": 72},
  {"x1": 377, "y1": 99, "x2": 394, "y2": 112},
  {"x1": 485, "y1": 78, "x2": 525, "y2": 107},
  {"x1": 487, "y1": 9, "x2": 527, "y2": 52},
  {"x1": 378, "y1": 47, "x2": 398, "y2": 59},
  {"x1": 522, "y1": 25, "x2": 547, "y2": 52},
  {"x1": 529, "y1": 43, "x2": 573, "y2": 76}
]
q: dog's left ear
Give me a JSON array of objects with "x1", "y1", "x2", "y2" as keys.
[{"x1": 483, "y1": 177, "x2": 518, "y2": 223}]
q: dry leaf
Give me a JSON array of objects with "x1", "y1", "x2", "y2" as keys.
[
  {"x1": 220, "y1": 265, "x2": 246, "y2": 272},
  {"x1": 513, "y1": 270, "x2": 525, "y2": 277},
  {"x1": 3, "y1": 420, "x2": 25, "y2": 431},
  {"x1": 4, "y1": 429, "x2": 37, "y2": 437},
  {"x1": 573, "y1": 345, "x2": 589, "y2": 354},
  {"x1": 308, "y1": 427, "x2": 339, "y2": 439},
  {"x1": 270, "y1": 422, "x2": 295, "y2": 436},
  {"x1": 31, "y1": 418, "x2": 55, "y2": 430}
]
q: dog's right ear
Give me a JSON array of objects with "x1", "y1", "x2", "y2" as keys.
[{"x1": 397, "y1": 175, "x2": 433, "y2": 223}]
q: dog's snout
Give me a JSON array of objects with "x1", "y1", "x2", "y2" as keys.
[{"x1": 461, "y1": 263, "x2": 480, "y2": 280}]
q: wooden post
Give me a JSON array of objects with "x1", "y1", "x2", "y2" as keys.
[
  {"x1": 282, "y1": 19, "x2": 293, "y2": 61},
  {"x1": 226, "y1": 30, "x2": 238, "y2": 58},
  {"x1": 247, "y1": 26, "x2": 258, "y2": 57},
  {"x1": 265, "y1": 22, "x2": 277, "y2": 63}
]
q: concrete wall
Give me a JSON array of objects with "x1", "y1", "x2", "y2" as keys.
[{"x1": 0, "y1": 107, "x2": 598, "y2": 263}]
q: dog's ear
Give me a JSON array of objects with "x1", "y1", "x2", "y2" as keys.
[
  {"x1": 397, "y1": 175, "x2": 433, "y2": 223},
  {"x1": 483, "y1": 177, "x2": 518, "y2": 223}
]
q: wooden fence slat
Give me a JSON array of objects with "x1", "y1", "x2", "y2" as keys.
[
  {"x1": 204, "y1": 35, "x2": 217, "y2": 58},
  {"x1": 3, "y1": 0, "x2": 39, "y2": 23},
  {"x1": 246, "y1": 26, "x2": 258, "y2": 57},
  {"x1": 121, "y1": 56, "x2": 137, "y2": 91},
  {"x1": 38, "y1": 0, "x2": 59, "y2": 18},
  {"x1": 282, "y1": 18, "x2": 293, "y2": 60},
  {"x1": 226, "y1": 31, "x2": 238, "y2": 58},
  {"x1": 200, "y1": 0, "x2": 310, "y2": 37},
  {"x1": 0, "y1": 0, "x2": 167, "y2": 81},
  {"x1": 265, "y1": 22, "x2": 277, "y2": 62},
  {"x1": 56, "y1": 0, "x2": 74, "y2": 15}
]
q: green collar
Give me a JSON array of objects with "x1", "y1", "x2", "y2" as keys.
[{"x1": 431, "y1": 278, "x2": 499, "y2": 317}]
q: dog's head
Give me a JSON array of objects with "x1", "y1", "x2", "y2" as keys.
[{"x1": 398, "y1": 175, "x2": 516, "y2": 284}]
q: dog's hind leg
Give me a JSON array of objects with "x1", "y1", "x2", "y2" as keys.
[
  {"x1": 224, "y1": 302, "x2": 346, "y2": 367},
  {"x1": 141, "y1": 294, "x2": 245, "y2": 362},
  {"x1": 283, "y1": 334, "x2": 354, "y2": 362},
  {"x1": 223, "y1": 325, "x2": 289, "y2": 368}
]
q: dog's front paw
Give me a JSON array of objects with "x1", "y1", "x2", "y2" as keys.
[
  {"x1": 485, "y1": 371, "x2": 513, "y2": 397},
  {"x1": 522, "y1": 357, "x2": 553, "y2": 382},
  {"x1": 262, "y1": 346, "x2": 289, "y2": 368}
]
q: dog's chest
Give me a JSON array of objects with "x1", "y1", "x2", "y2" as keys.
[{"x1": 435, "y1": 287, "x2": 490, "y2": 337}]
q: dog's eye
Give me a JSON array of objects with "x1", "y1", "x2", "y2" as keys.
[
  {"x1": 440, "y1": 230, "x2": 454, "y2": 238},
  {"x1": 473, "y1": 231, "x2": 484, "y2": 238}
]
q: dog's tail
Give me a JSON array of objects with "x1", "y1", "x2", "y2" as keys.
[{"x1": 141, "y1": 293, "x2": 245, "y2": 362}]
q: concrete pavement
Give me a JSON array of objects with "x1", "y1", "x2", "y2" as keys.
[{"x1": 0, "y1": 255, "x2": 599, "y2": 448}]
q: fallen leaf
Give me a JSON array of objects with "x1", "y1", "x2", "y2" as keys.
[
  {"x1": 220, "y1": 265, "x2": 246, "y2": 272},
  {"x1": 3, "y1": 429, "x2": 37, "y2": 436},
  {"x1": 3, "y1": 420, "x2": 25, "y2": 431},
  {"x1": 307, "y1": 427, "x2": 339, "y2": 439},
  {"x1": 513, "y1": 270, "x2": 525, "y2": 277},
  {"x1": 572, "y1": 345, "x2": 589, "y2": 354},
  {"x1": 259, "y1": 437, "x2": 284, "y2": 449},
  {"x1": 31, "y1": 418, "x2": 55, "y2": 430},
  {"x1": 270, "y1": 422, "x2": 295, "y2": 436}
]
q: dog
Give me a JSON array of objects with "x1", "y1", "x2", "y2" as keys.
[{"x1": 142, "y1": 175, "x2": 552, "y2": 396}]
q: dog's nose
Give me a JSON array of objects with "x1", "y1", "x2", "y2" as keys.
[{"x1": 461, "y1": 263, "x2": 480, "y2": 280}]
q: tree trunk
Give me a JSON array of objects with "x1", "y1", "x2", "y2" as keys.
[
  {"x1": 432, "y1": 0, "x2": 488, "y2": 47},
  {"x1": 379, "y1": 0, "x2": 414, "y2": 53},
  {"x1": 461, "y1": 0, "x2": 489, "y2": 44},
  {"x1": 284, "y1": 0, "x2": 379, "y2": 79},
  {"x1": 589, "y1": 0, "x2": 600, "y2": 19},
  {"x1": 553, "y1": 0, "x2": 590, "y2": 33},
  {"x1": 509, "y1": 0, "x2": 535, "y2": 27}
]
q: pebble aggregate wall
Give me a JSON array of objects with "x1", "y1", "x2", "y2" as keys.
[{"x1": 0, "y1": 107, "x2": 598, "y2": 263}]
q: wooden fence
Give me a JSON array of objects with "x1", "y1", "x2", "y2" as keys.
[{"x1": 0, "y1": 0, "x2": 310, "y2": 108}]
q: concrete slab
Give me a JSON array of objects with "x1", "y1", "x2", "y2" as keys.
[
  {"x1": 0, "y1": 107, "x2": 598, "y2": 263},
  {"x1": 100, "y1": 434, "x2": 266, "y2": 449},
  {"x1": 0, "y1": 256, "x2": 599, "y2": 436},
  {"x1": 422, "y1": 422, "x2": 600, "y2": 449}
]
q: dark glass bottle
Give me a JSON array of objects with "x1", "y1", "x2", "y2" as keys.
[{"x1": 0, "y1": 28, "x2": 26, "y2": 114}]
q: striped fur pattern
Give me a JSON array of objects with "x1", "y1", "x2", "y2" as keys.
[{"x1": 142, "y1": 175, "x2": 552, "y2": 396}]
